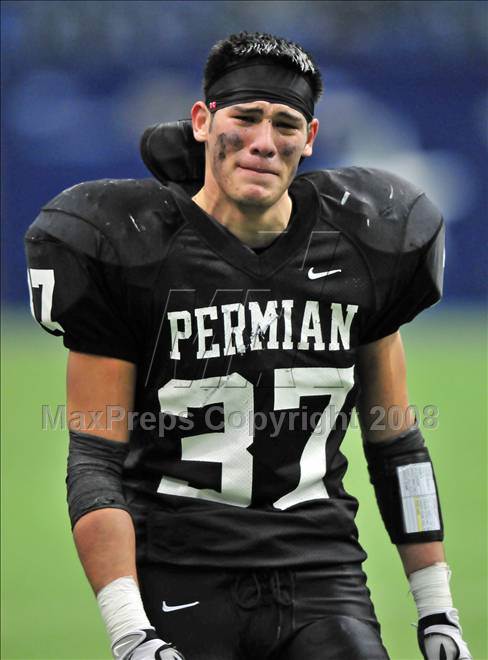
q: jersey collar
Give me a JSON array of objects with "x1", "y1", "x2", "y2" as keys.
[{"x1": 170, "y1": 175, "x2": 320, "y2": 279}]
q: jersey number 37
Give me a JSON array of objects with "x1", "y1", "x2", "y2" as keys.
[{"x1": 158, "y1": 368, "x2": 354, "y2": 510}]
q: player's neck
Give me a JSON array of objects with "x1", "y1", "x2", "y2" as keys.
[{"x1": 192, "y1": 187, "x2": 293, "y2": 249}]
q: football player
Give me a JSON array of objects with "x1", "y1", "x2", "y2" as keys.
[{"x1": 25, "y1": 32, "x2": 471, "y2": 660}]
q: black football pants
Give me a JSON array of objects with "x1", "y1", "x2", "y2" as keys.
[{"x1": 138, "y1": 562, "x2": 389, "y2": 660}]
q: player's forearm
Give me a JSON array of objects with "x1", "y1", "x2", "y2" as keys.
[
  {"x1": 397, "y1": 541, "x2": 445, "y2": 576},
  {"x1": 73, "y1": 509, "x2": 184, "y2": 658},
  {"x1": 73, "y1": 508, "x2": 138, "y2": 594}
]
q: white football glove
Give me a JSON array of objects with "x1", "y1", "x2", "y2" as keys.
[
  {"x1": 112, "y1": 628, "x2": 185, "y2": 660},
  {"x1": 418, "y1": 608, "x2": 472, "y2": 660}
]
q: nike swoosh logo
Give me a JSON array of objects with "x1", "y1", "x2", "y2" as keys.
[
  {"x1": 308, "y1": 268, "x2": 342, "y2": 280},
  {"x1": 162, "y1": 600, "x2": 200, "y2": 612}
]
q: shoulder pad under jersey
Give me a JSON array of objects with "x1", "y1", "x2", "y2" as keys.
[
  {"x1": 298, "y1": 168, "x2": 444, "y2": 340},
  {"x1": 299, "y1": 167, "x2": 443, "y2": 255},
  {"x1": 25, "y1": 178, "x2": 185, "y2": 268}
]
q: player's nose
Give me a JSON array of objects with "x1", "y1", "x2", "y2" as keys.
[{"x1": 248, "y1": 121, "x2": 277, "y2": 159}]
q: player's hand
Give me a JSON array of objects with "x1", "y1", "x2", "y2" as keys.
[
  {"x1": 112, "y1": 628, "x2": 185, "y2": 660},
  {"x1": 418, "y1": 608, "x2": 472, "y2": 659}
]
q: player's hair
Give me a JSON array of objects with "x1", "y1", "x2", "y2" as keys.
[{"x1": 203, "y1": 32, "x2": 323, "y2": 103}]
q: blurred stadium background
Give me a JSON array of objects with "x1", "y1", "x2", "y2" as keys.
[{"x1": 1, "y1": 1, "x2": 486, "y2": 658}]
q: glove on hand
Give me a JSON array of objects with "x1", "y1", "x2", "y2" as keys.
[
  {"x1": 418, "y1": 608, "x2": 472, "y2": 660},
  {"x1": 112, "y1": 628, "x2": 185, "y2": 660}
]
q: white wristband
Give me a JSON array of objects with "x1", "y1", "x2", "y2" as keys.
[
  {"x1": 96, "y1": 576, "x2": 153, "y2": 647},
  {"x1": 408, "y1": 562, "x2": 453, "y2": 619}
]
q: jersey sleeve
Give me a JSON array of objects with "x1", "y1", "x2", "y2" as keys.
[
  {"x1": 25, "y1": 209, "x2": 139, "y2": 364},
  {"x1": 360, "y1": 192, "x2": 445, "y2": 344}
]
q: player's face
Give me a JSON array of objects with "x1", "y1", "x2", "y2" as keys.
[{"x1": 192, "y1": 100, "x2": 319, "y2": 210}]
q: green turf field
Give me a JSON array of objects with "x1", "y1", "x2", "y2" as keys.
[{"x1": 1, "y1": 307, "x2": 486, "y2": 660}]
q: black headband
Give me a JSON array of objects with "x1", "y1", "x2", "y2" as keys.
[{"x1": 205, "y1": 61, "x2": 315, "y2": 121}]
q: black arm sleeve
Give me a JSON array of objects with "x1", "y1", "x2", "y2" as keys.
[{"x1": 67, "y1": 430, "x2": 130, "y2": 529}]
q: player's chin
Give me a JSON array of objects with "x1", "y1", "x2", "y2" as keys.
[{"x1": 234, "y1": 183, "x2": 284, "y2": 207}]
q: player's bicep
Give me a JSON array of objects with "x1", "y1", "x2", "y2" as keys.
[
  {"x1": 356, "y1": 331, "x2": 415, "y2": 442},
  {"x1": 67, "y1": 351, "x2": 136, "y2": 441}
]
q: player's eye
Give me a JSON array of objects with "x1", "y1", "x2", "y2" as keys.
[{"x1": 235, "y1": 115, "x2": 256, "y2": 123}]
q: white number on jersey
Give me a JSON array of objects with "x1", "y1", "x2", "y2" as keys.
[
  {"x1": 157, "y1": 367, "x2": 354, "y2": 509},
  {"x1": 27, "y1": 268, "x2": 63, "y2": 332}
]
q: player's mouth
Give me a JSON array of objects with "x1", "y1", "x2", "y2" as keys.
[{"x1": 237, "y1": 164, "x2": 279, "y2": 176}]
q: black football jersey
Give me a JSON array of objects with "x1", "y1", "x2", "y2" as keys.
[{"x1": 25, "y1": 168, "x2": 444, "y2": 568}]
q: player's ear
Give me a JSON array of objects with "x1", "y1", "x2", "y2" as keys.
[
  {"x1": 301, "y1": 118, "x2": 319, "y2": 158},
  {"x1": 192, "y1": 101, "x2": 211, "y2": 143}
]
